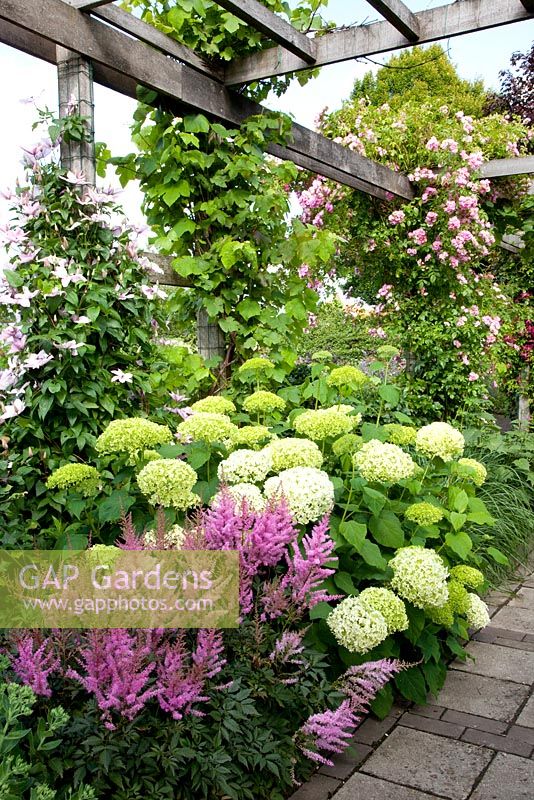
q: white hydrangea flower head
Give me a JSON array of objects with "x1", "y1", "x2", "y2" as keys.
[
  {"x1": 465, "y1": 593, "x2": 490, "y2": 630},
  {"x1": 293, "y1": 408, "x2": 355, "y2": 442},
  {"x1": 264, "y1": 466, "x2": 335, "y2": 524},
  {"x1": 136, "y1": 459, "x2": 198, "y2": 509},
  {"x1": 143, "y1": 524, "x2": 186, "y2": 549},
  {"x1": 327, "y1": 597, "x2": 389, "y2": 654},
  {"x1": 243, "y1": 391, "x2": 286, "y2": 415},
  {"x1": 217, "y1": 448, "x2": 272, "y2": 485},
  {"x1": 415, "y1": 421, "x2": 465, "y2": 462},
  {"x1": 212, "y1": 483, "x2": 266, "y2": 513},
  {"x1": 264, "y1": 437, "x2": 323, "y2": 472},
  {"x1": 390, "y1": 546, "x2": 449, "y2": 608},
  {"x1": 357, "y1": 587, "x2": 409, "y2": 634},
  {"x1": 353, "y1": 439, "x2": 417, "y2": 483}
]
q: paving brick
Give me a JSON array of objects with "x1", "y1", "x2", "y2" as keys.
[
  {"x1": 399, "y1": 712, "x2": 464, "y2": 739},
  {"x1": 360, "y1": 727, "x2": 492, "y2": 800},
  {"x1": 470, "y1": 752, "x2": 534, "y2": 799},
  {"x1": 523, "y1": 633, "x2": 534, "y2": 643},
  {"x1": 461, "y1": 727, "x2": 533, "y2": 757},
  {"x1": 485, "y1": 590, "x2": 513, "y2": 606},
  {"x1": 332, "y1": 773, "x2": 443, "y2": 800},
  {"x1": 289, "y1": 773, "x2": 341, "y2": 800},
  {"x1": 472, "y1": 626, "x2": 524, "y2": 643},
  {"x1": 441, "y1": 710, "x2": 508, "y2": 735},
  {"x1": 491, "y1": 607, "x2": 534, "y2": 635},
  {"x1": 410, "y1": 704, "x2": 445, "y2": 719},
  {"x1": 451, "y1": 641, "x2": 534, "y2": 684},
  {"x1": 508, "y1": 725, "x2": 534, "y2": 746},
  {"x1": 516, "y1": 695, "x2": 534, "y2": 728},
  {"x1": 494, "y1": 637, "x2": 534, "y2": 653},
  {"x1": 351, "y1": 707, "x2": 403, "y2": 745},
  {"x1": 433, "y1": 671, "x2": 529, "y2": 722},
  {"x1": 508, "y1": 587, "x2": 534, "y2": 610},
  {"x1": 522, "y1": 578, "x2": 534, "y2": 589},
  {"x1": 318, "y1": 744, "x2": 372, "y2": 780}
]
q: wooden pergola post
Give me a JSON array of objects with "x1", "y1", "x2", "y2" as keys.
[{"x1": 56, "y1": 46, "x2": 96, "y2": 184}]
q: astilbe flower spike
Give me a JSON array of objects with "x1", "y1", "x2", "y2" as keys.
[
  {"x1": 66, "y1": 629, "x2": 157, "y2": 729},
  {"x1": 157, "y1": 630, "x2": 226, "y2": 720},
  {"x1": 11, "y1": 633, "x2": 60, "y2": 698},
  {"x1": 297, "y1": 658, "x2": 407, "y2": 766}
]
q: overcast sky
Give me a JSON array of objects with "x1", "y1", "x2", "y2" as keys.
[{"x1": 0, "y1": 0, "x2": 532, "y2": 227}]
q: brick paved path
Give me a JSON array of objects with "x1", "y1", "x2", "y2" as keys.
[{"x1": 291, "y1": 568, "x2": 534, "y2": 800}]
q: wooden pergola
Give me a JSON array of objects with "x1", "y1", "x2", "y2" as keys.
[
  {"x1": 0, "y1": 0, "x2": 533, "y2": 394},
  {"x1": 1, "y1": 0, "x2": 533, "y2": 200}
]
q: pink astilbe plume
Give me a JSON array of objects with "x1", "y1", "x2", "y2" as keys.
[
  {"x1": 263, "y1": 514, "x2": 340, "y2": 619},
  {"x1": 297, "y1": 658, "x2": 406, "y2": 765},
  {"x1": 117, "y1": 513, "x2": 145, "y2": 550},
  {"x1": 299, "y1": 700, "x2": 357, "y2": 766},
  {"x1": 157, "y1": 630, "x2": 226, "y2": 720},
  {"x1": 247, "y1": 498, "x2": 298, "y2": 568},
  {"x1": 11, "y1": 633, "x2": 60, "y2": 698},
  {"x1": 66, "y1": 629, "x2": 157, "y2": 729}
]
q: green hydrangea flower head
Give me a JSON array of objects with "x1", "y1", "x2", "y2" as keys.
[
  {"x1": 190, "y1": 396, "x2": 236, "y2": 415},
  {"x1": 264, "y1": 437, "x2": 323, "y2": 472},
  {"x1": 448, "y1": 579, "x2": 470, "y2": 614},
  {"x1": 425, "y1": 601, "x2": 455, "y2": 628},
  {"x1": 357, "y1": 587, "x2": 408, "y2": 634},
  {"x1": 212, "y1": 483, "x2": 266, "y2": 513},
  {"x1": 390, "y1": 546, "x2": 449, "y2": 608},
  {"x1": 143, "y1": 450, "x2": 163, "y2": 462},
  {"x1": 377, "y1": 345, "x2": 400, "y2": 361},
  {"x1": 177, "y1": 412, "x2": 239, "y2": 444},
  {"x1": 327, "y1": 365, "x2": 368, "y2": 390},
  {"x1": 238, "y1": 357, "x2": 275, "y2": 373},
  {"x1": 404, "y1": 502, "x2": 444, "y2": 526},
  {"x1": 383, "y1": 424, "x2": 417, "y2": 446},
  {"x1": 228, "y1": 425, "x2": 274, "y2": 450},
  {"x1": 455, "y1": 458, "x2": 487, "y2": 487},
  {"x1": 143, "y1": 524, "x2": 186, "y2": 549},
  {"x1": 415, "y1": 421, "x2": 465, "y2": 462},
  {"x1": 294, "y1": 408, "x2": 355, "y2": 441},
  {"x1": 47, "y1": 464, "x2": 101, "y2": 497},
  {"x1": 465, "y1": 593, "x2": 490, "y2": 630},
  {"x1": 217, "y1": 448, "x2": 272, "y2": 485},
  {"x1": 449, "y1": 565, "x2": 485, "y2": 590},
  {"x1": 327, "y1": 597, "x2": 389, "y2": 654},
  {"x1": 243, "y1": 391, "x2": 286, "y2": 415},
  {"x1": 264, "y1": 466, "x2": 334, "y2": 524},
  {"x1": 311, "y1": 350, "x2": 332, "y2": 362},
  {"x1": 96, "y1": 418, "x2": 172, "y2": 458},
  {"x1": 87, "y1": 544, "x2": 120, "y2": 568},
  {"x1": 353, "y1": 439, "x2": 417, "y2": 483},
  {"x1": 332, "y1": 433, "x2": 363, "y2": 457},
  {"x1": 137, "y1": 459, "x2": 198, "y2": 509}
]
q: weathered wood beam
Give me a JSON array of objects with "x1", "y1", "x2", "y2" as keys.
[
  {"x1": 67, "y1": 1, "x2": 112, "y2": 9},
  {"x1": 0, "y1": 0, "x2": 412, "y2": 199},
  {"x1": 57, "y1": 46, "x2": 96, "y2": 184},
  {"x1": 214, "y1": 0, "x2": 316, "y2": 63},
  {"x1": 520, "y1": 0, "x2": 534, "y2": 12},
  {"x1": 365, "y1": 0, "x2": 419, "y2": 42},
  {"x1": 143, "y1": 253, "x2": 193, "y2": 288},
  {"x1": 226, "y1": 0, "x2": 533, "y2": 84},
  {"x1": 480, "y1": 157, "x2": 534, "y2": 179},
  {"x1": 91, "y1": 4, "x2": 223, "y2": 80}
]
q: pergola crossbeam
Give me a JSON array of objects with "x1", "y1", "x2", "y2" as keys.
[
  {"x1": 0, "y1": 0, "x2": 411, "y2": 200},
  {"x1": 214, "y1": 0, "x2": 316, "y2": 62},
  {"x1": 226, "y1": 0, "x2": 533, "y2": 84},
  {"x1": 479, "y1": 156, "x2": 534, "y2": 179},
  {"x1": 365, "y1": 0, "x2": 419, "y2": 41},
  {"x1": 67, "y1": 0, "x2": 112, "y2": 9}
]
